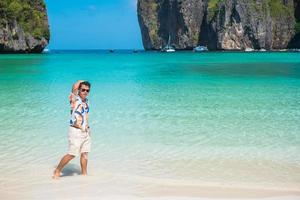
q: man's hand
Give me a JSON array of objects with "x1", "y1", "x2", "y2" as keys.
[{"x1": 72, "y1": 80, "x2": 84, "y2": 94}]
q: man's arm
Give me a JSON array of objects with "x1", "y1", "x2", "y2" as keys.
[
  {"x1": 72, "y1": 80, "x2": 84, "y2": 94},
  {"x1": 69, "y1": 80, "x2": 84, "y2": 108}
]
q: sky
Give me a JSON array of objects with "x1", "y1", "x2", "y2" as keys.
[{"x1": 45, "y1": 0, "x2": 143, "y2": 49}]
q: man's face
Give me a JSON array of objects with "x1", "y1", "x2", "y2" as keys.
[{"x1": 78, "y1": 85, "x2": 90, "y2": 100}]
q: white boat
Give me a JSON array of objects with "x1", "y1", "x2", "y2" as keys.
[
  {"x1": 245, "y1": 47, "x2": 254, "y2": 52},
  {"x1": 43, "y1": 48, "x2": 50, "y2": 53},
  {"x1": 193, "y1": 45, "x2": 208, "y2": 52},
  {"x1": 161, "y1": 35, "x2": 175, "y2": 52},
  {"x1": 259, "y1": 48, "x2": 267, "y2": 52},
  {"x1": 164, "y1": 48, "x2": 175, "y2": 52}
]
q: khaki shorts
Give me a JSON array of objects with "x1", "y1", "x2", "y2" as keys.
[{"x1": 68, "y1": 126, "x2": 91, "y2": 156}]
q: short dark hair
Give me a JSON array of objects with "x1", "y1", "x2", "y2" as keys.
[{"x1": 79, "y1": 81, "x2": 91, "y2": 89}]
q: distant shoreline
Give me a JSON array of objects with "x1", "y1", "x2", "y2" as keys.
[{"x1": 1, "y1": 49, "x2": 300, "y2": 55}]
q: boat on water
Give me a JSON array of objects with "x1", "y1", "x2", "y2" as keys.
[
  {"x1": 109, "y1": 49, "x2": 115, "y2": 53},
  {"x1": 42, "y1": 48, "x2": 50, "y2": 53},
  {"x1": 161, "y1": 36, "x2": 175, "y2": 52},
  {"x1": 245, "y1": 47, "x2": 254, "y2": 52},
  {"x1": 163, "y1": 47, "x2": 175, "y2": 53},
  {"x1": 193, "y1": 45, "x2": 208, "y2": 52},
  {"x1": 259, "y1": 49, "x2": 267, "y2": 52}
]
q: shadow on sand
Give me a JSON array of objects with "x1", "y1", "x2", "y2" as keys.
[{"x1": 60, "y1": 164, "x2": 82, "y2": 177}]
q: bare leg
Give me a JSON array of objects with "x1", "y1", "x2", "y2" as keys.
[
  {"x1": 53, "y1": 154, "x2": 75, "y2": 179},
  {"x1": 80, "y1": 152, "x2": 88, "y2": 175}
]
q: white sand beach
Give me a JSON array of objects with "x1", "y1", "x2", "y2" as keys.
[{"x1": 1, "y1": 160, "x2": 299, "y2": 200}]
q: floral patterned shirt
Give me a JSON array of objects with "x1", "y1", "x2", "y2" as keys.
[{"x1": 70, "y1": 96, "x2": 89, "y2": 131}]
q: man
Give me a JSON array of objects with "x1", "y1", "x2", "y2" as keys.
[{"x1": 53, "y1": 81, "x2": 91, "y2": 179}]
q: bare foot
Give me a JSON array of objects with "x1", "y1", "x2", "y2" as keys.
[
  {"x1": 52, "y1": 169, "x2": 61, "y2": 179},
  {"x1": 82, "y1": 173, "x2": 87, "y2": 176}
]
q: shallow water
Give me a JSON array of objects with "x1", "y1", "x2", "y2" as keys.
[{"x1": 0, "y1": 51, "x2": 300, "y2": 190}]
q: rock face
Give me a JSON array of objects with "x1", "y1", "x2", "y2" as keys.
[
  {"x1": 289, "y1": 0, "x2": 300, "y2": 48},
  {"x1": 0, "y1": 0, "x2": 50, "y2": 53},
  {"x1": 138, "y1": 0, "x2": 206, "y2": 50},
  {"x1": 137, "y1": 0, "x2": 300, "y2": 50},
  {"x1": 202, "y1": 0, "x2": 295, "y2": 50}
]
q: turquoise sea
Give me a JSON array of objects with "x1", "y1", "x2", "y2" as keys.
[{"x1": 0, "y1": 51, "x2": 300, "y2": 191}]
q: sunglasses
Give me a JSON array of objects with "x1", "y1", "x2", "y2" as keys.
[{"x1": 80, "y1": 89, "x2": 90, "y2": 93}]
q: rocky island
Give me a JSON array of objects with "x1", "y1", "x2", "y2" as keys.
[
  {"x1": 0, "y1": 0, "x2": 50, "y2": 53},
  {"x1": 137, "y1": 0, "x2": 300, "y2": 50}
]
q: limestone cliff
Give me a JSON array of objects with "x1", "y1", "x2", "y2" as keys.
[
  {"x1": 138, "y1": 0, "x2": 206, "y2": 50},
  {"x1": 289, "y1": 0, "x2": 300, "y2": 48},
  {"x1": 137, "y1": 0, "x2": 300, "y2": 50},
  {"x1": 0, "y1": 0, "x2": 50, "y2": 53}
]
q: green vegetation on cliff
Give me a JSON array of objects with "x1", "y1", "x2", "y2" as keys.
[
  {"x1": 0, "y1": 0, "x2": 49, "y2": 40},
  {"x1": 208, "y1": 0, "x2": 223, "y2": 10},
  {"x1": 267, "y1": 0, "x2": 294, "y2": 18},
  {"x1": 207, "y1": 0, "x2": 224, "y2": 21},
  {"x1": 207, "y1": 0, "x2": 294, "y2": 21}
]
